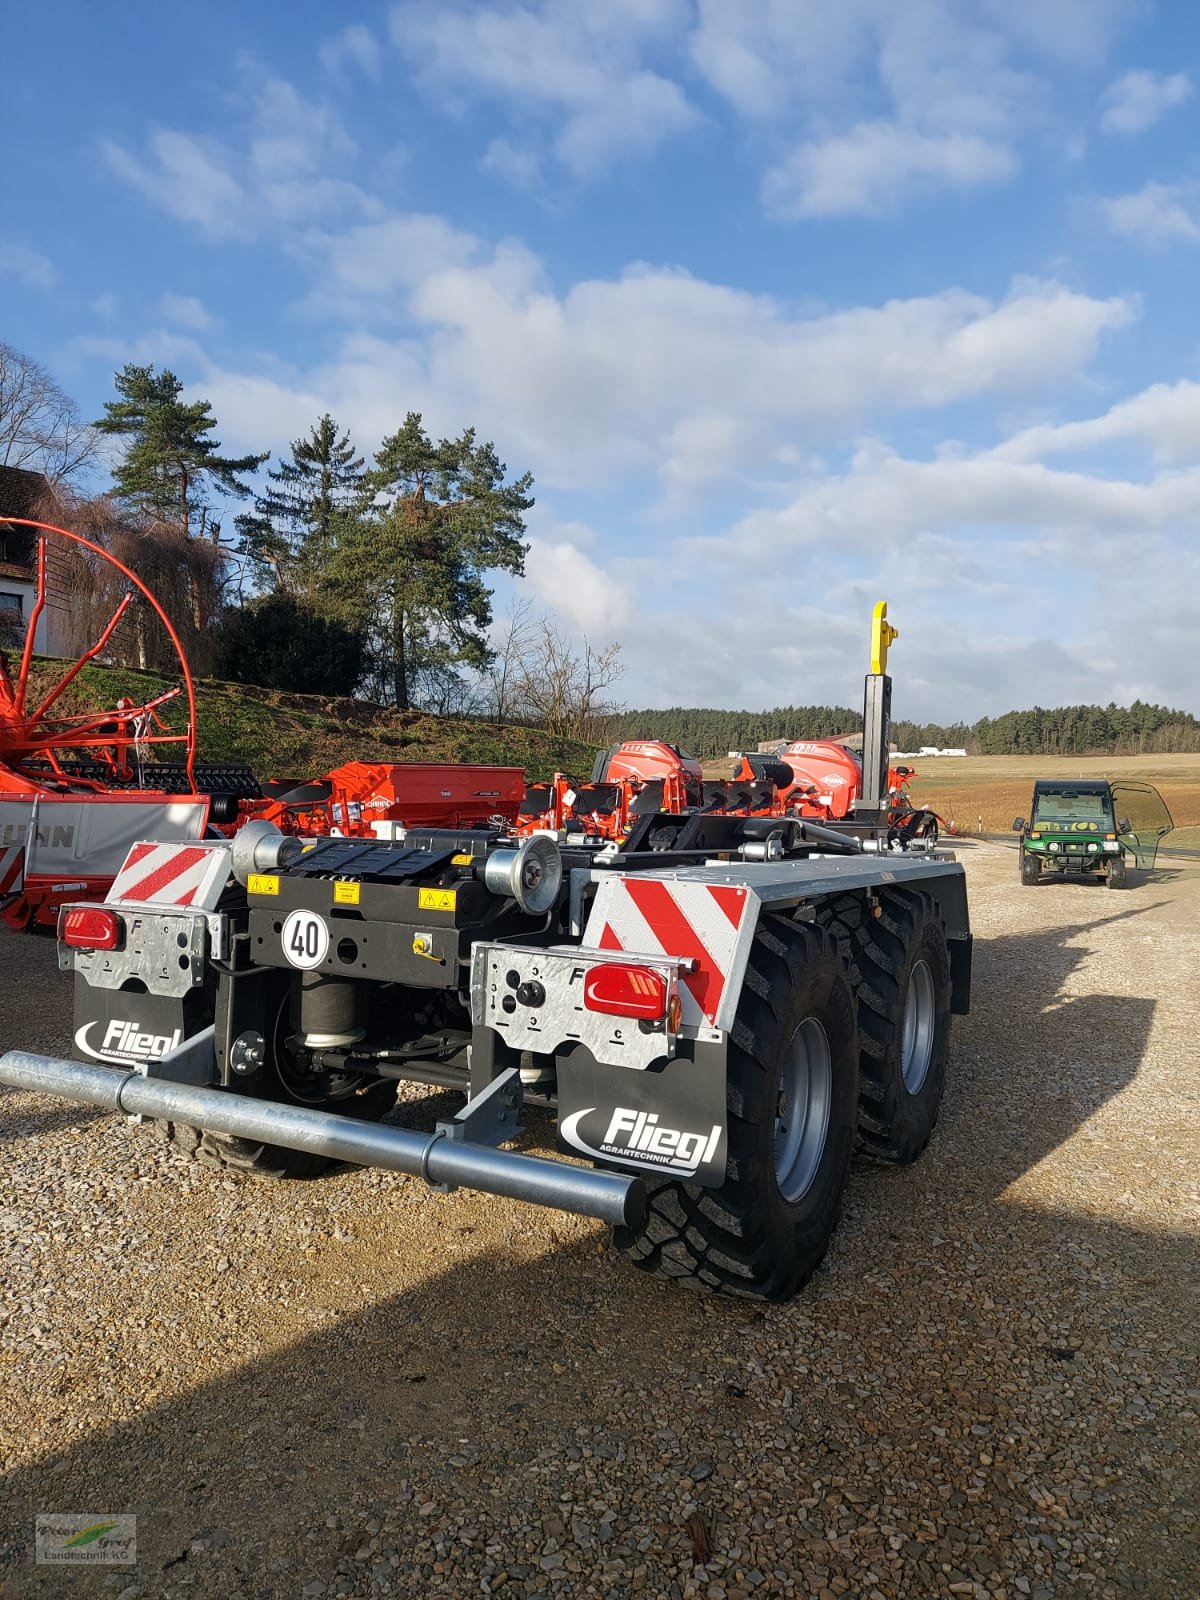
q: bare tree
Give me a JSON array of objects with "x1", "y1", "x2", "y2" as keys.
[
  {"x1": 0, "y1": 341, "x2": 99, "y2": 484},
  {"x1": 483, "y1": 596, "x2": 535, "y2": 723},
  {"x1": 512, "y1": 617, "x2": 624, "y2": 742},
  {"x1": 51, "y1": 489, "x2": 229, "y2": 675}
]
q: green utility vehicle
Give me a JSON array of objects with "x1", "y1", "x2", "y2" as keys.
[{"x1": 1013, "y1": 778, "x2": 1173, "y2": 888}]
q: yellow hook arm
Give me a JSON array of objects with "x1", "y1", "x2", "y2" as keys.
[{"x1": 870, "y1": 601, "x2": 898, "y2": 675}]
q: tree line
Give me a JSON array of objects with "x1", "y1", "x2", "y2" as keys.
[
  {"x1": 607, "y1": 702, "x2": 1200, "y2": 757},
  {"x1": 603, "y1": 705, "x2": 863, "y2": 756}
]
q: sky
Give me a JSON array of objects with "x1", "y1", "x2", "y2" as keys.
[{"x1": 4, "y1": 0, "x2": 1200, "y2": 723}]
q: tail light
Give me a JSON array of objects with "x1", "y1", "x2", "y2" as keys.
[
  {"x1": 584, "y1": 963, "x2": 668, "y2": 1020},
  {"x1": 60, "y1": 906, "x2": 121, "y2": 950}
]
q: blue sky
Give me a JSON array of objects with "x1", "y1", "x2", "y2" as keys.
[{"x1": 5, "y1": 0, "x2": 1200, "y2": 721}]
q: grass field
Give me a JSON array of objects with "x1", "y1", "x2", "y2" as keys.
[
  {"x1": 899, "y1": 752, "x2": 1200, "y2": 846},
  {"x1": 706, "y1": 751, "x2": 1200, "y2": 847}
]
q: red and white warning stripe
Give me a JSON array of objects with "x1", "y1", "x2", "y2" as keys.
[
  {"x1": 0, "y1": 846, "x2": 24, "y2": 898},
  {"x1": 107, "y1": 840, "x2": 231, "y2": 910},
  {"x1": 583, "y1": 875, "x2": 759, "y2": 1031}
]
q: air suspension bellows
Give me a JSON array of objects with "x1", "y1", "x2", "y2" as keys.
[{"x1": 300, "y1": 971, "x2": 364, "y2": 1049}]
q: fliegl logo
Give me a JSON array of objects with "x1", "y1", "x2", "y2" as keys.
[
  {"x1": 560, "y1": 1107, "x2": 722, "y2": 1176},
  {"x1": 75, "y1": 1019, "x2": 182, "y2": 1064}
]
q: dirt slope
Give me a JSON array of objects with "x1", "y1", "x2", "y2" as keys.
[{"x1": 25, "y1": 659, "x2": 599, "y2": 784}]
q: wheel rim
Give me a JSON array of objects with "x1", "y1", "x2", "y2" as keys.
[
  {"x1": 901, "y1": 958, "x2": 936, "y2": 1093},
  {"x1": 774, "y1": 1018, "x2": 832, "y2": 1202}
]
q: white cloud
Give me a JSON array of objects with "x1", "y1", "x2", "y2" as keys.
[
  {"x1": 643, "y1": 419, "x2": 1200, "y2": 716},
  {"x1": 304, "y1": 213, "x2": 486, "y2": 314},
  {"x1": 691, "y1": 0, "x2": 1139, "y2": 219},
  {"x1": 195, "y1": 245, "x2": 1132, "y2": 496},
  {"x1": 404, "y1": 266, "x2": 1131, "y2": 486},
  {"x1": 319, "y1": 23, "x2": 381, "y2": 82},
  {"x1": 689, "y1": 1, "x2": 866, "y2": 121},
  {"x1": 101, "y1": 73, "x2": 374, "y2": 241},
  {"x1": 1101, "y1": 181, "x2": 1200, "y2": 247},
  {"x1": 1100, "y1": 68, "x2": 1192, "y2": 133},
  {"x1": 993, "y1": 380, "x2": 1200, "y2": 466},
  {"x1": 71, "y1": 330, "x2": 211, "y2": 369},
  {"x1": 0, "y1": 242, "x2": 56, "y2": 289},
  {"x1": 481, "y1": 138, "x2": 544, "y2": 193},
  {"x1": 158, "y1": 292, "x2": 214, "y2": 331},
  {"x1": 711, "y1": 449, "x2": 1200, "y2": 558},
  {"x1": 102, "y1": 130, "x2": 251, "y2": 239},
  {"x1": 763, "y1": 123, "x2": 1016, "y2": 219},
  {"x1": 388, "y1": 0, "x2": 698, "y2": 178},
  {"x1": 979, "y1": 0, "x2": 1137, "y2": 68},
  {"x1": 524, "y1": 535, "x2": 633, "y2": 635}
]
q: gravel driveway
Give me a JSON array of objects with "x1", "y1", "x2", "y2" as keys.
[{"x1": 0, "y1": 843, "x2": 1196, "y2": 1600}]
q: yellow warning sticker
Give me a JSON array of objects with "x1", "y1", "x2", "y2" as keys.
[
  {"x1": 247, "y1": 874, "x2": 279, "y2": 896},
  {"x1": 451, "y1": 853, "x2": 475, "y2": 866},
  {"x1": 333, "y1": 881, "x2": 361, "y2": 906},
  {"x1": 417, "y1": 887, "x2": 457, "y2": 912}
]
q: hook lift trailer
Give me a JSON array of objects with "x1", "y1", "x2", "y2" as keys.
[{"x1": 0, "y1": 604, "x2": 971, "y2": 1299}]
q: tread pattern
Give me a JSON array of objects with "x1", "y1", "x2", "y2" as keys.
[
  {"x1": 148, "y1": 1080, "x2": 398, "y2": 1180},
  {"x1": 616, "y1": 918, "x2": 858, "y2": 1301},
  {"x1": 818, "y1": 887, "x2": 951, "y2": 1164}
]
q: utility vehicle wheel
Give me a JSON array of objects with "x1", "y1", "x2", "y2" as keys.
[
  {"x1": 1020, "y1": 851, "x2": 1040, "y2": 886},
  {"x1": 158, "y1": 989, "x2": 397, "y2": 1178},
  {"x1": 1106, "y1": 854, "x2": 1127, "y2": 890},
  {"x1": 615, "y1": 919, "x2": 858, "y2": 1301},
  {"x1": 821, "y1": 888, "x2": 952, "y2": 1165}
]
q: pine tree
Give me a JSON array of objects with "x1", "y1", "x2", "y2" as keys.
[
  {"x1": 327, "y1": 413, "x2": 532, "y2": 709},
  {"x1": 94, "y1": 365, "x2": 267, "y2": 542},
  {"x1": 235, "y1": 413, "x2": 364, "y2": 594}
]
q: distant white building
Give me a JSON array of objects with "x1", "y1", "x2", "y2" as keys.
[{"x1": 898, "y1": 746, "x2": 968, "y2": 759}]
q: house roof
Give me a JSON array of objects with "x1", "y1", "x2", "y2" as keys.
[{"x1": 0, "y1": 464, "x2": 52, "y2": 522}]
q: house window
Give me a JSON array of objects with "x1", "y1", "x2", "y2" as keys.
[{"x1": 0, "y1": 591, "x2": 24, "y2": 620}]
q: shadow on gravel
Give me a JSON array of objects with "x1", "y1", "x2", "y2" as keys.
[
  {"x1": 0, "y1": 1091, "x2": 107, "y2": 1148},
  {"x1": 0, "y1": 902, "x2": 1195, "y2": 1597}
]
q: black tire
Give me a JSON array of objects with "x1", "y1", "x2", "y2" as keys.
[
  {"x1": 615, "y1": 918, "x2": 858, "y2": 1301},
  {"x1": 1020, "y1": 850, "x2": 1040, "y2": 885},
  {"x1": 158, "y1": 989, "x2": 397, "y2": 1178},
  {"x1": 156, "y1": 1080, "x2": 398, "y2": 1178},
  {"x1": 821, "y1": 887, "x2": 952, "y2": 1165},
  {"x1": 1106, "y1": 854, "x2": 1127, "y2": 890}
]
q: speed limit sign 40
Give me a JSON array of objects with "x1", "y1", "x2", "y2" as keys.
[{"x1": 281, "y1": 909, "x2": 330, "y2": 970}]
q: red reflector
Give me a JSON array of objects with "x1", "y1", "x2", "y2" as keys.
[
  {"x1": 584, "y1": 963, "x2": 667, "y2": 1019},
  {"x1": 60, "y1": 906, "x2": 121, "y2": 950}
]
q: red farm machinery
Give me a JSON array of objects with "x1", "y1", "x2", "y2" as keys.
[{"x1": 0, "y1": 517, "x2": 523, "y2": 930}]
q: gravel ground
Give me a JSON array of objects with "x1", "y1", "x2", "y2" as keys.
[{"x1": 0, "y1": 842, "x2": 1197, "y2": 1600}]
